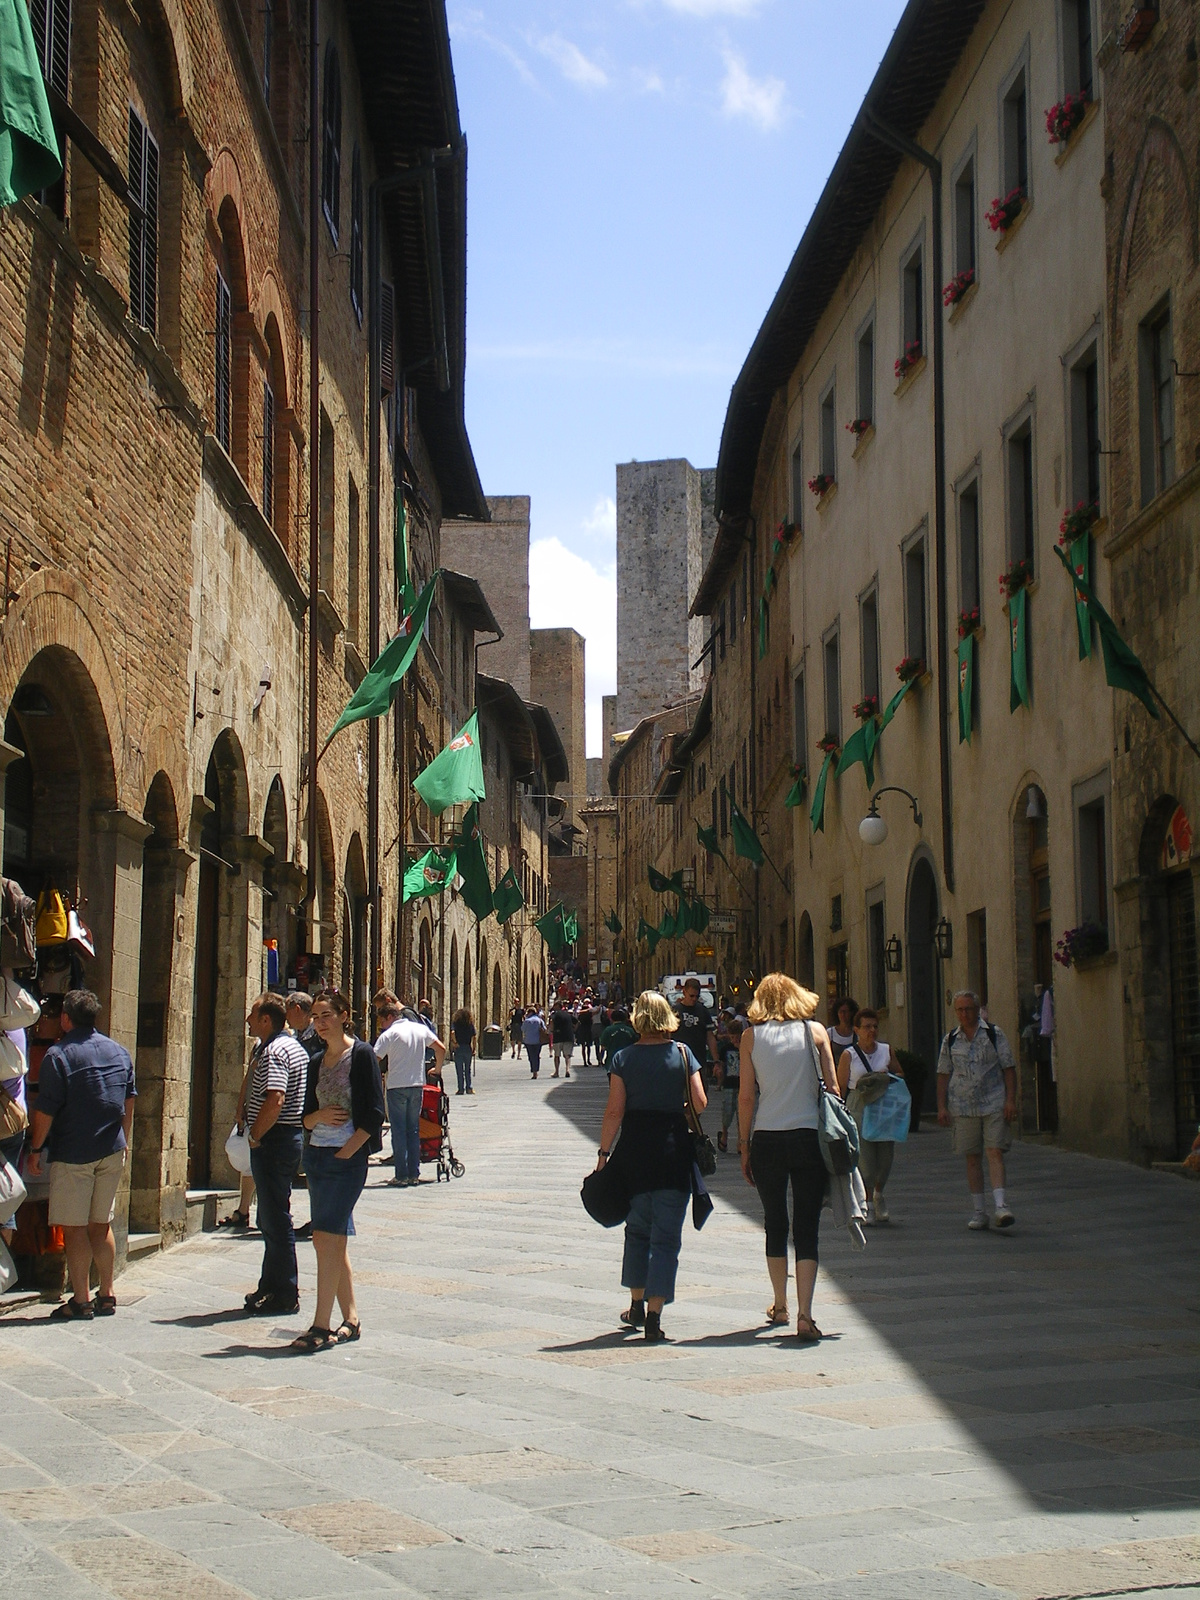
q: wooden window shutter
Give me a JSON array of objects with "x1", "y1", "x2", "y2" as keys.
[{"x1": 380, "y1": 280, "x2": 395, "y2": 395}]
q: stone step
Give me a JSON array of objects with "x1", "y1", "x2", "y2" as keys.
[
  {"x1": 184, "y1": 1189, "x2": 240, "y2": 1236},
  {"x1": 125, "y1": 1232, "x2": 161, "y2": 1260}
]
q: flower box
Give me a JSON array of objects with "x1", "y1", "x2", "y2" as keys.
[
  {"x1": 846, "y1": 418, "x2": 871, "y2": 438},
  {"x1": 942, "y1": 268, "x2": 975, "y2": 308},
  {"x1": 1054, "y1": 921, "x2": 1109, "y2": 969},
  {"x1": 895, "y1": 656, "x2": 925, "y2": 685},
  {"x1": 852, "y1": 695, "x2": 879, "y2": 721},
  {"x1": 1058, "y1": 500, "x2": 1100, "y2": 546},
  {"x1": 957, "y1": 606, "x2": 981, "y2": 640},
  {"x1": 999, "y1": 558, "x2": 1032, "y2": 599},
  {"x1": 987, "y1": 188, "x2": 1026, "y2": 235},
  {"x1": 808, "y1": 473, "x2": 835, "y2": 499},
  {"x1": 816, "y1": 734, "x2": 841, "y2": 755},
  {"x1": 894, "y1": 340, "x2": 922, "y2": 382},
  {"x1": 1046, "y1": 92, "x2": 1089, "y2": 145}
]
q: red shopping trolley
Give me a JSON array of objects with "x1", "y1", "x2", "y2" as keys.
[{"x1": 419, "y1": 1082, "x2": 465, "y2": 1181}]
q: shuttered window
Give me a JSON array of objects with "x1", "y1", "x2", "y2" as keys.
[
  {"x1": 321, "y1": 44, "x2": 341, "y2": 240},
  {"x1": 215, "y1": 269, "x2": 232, "y2": 452},
  {"x1": 30, "y1": 0, "x2": 70, "y2": 95},
  {"x1": 262, "y1": 379, "x2": 275, "y2": 524},
  {"x1": 127, "y1": 108, "x2": 159, "y2": 334},
  {"x1": 379, "y1": 280, "x2": 395, "y2": 394},
  {"x1": 349, "y1": 146, "x2": 363, "y2": 324}
]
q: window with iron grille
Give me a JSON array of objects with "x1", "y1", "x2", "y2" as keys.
[
  {"x1": 127, "y1": 108, "x2": 159, "y2": 335},
  {"x1": 261, "y1": 379, "x2": 275, "y2": 524},
  {"x1": 321, "y1": 43, "x2": 341, "y2": 241},
  {"x1": 350, "y1": 146, "x2": 363, "y2": 325},
  {"x1": 214, "y1": 270, "x2": 232, "y2": 452}
]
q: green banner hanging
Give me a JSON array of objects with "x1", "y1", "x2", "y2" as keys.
[
  {"x1": 648, "y1": 865, "x2": 685, "y2": 895},
  {"x1": 328, "y1": 573, "x2": 438, "y2": 740},
  {"x1": 1009, "y1": 585, "x2": 1031, "y2": 711},
  {"x1": 451, "y1": 803, "x2": 494, "y2": 921},
  {"x1": 957, "y1": 632, "x2": 975, "y2": 744},
  {"x1": 0, "y1": 0, "x2": 62, "y2": 207},
  {"x1": 784, "y1": 772, "x2": 807, "y2": 809},
  {"x1": 493, "y1": 867, "x2": 524, "y2": 925},
  {"x1": 1069, "y1": 533, "x2": 1092, "y2": 659},
  {"x1": 637, "y1": 916, "x2": 660, "y2": 955},
  {"x1": 1052, "y1": 546, "x2": 1160, "y2": 719},
  {"x1": 686, "y1": 897, "x2": 709, "y2": 935},
  {"x1": 657, "y1": 906, "x2": 677, "y2": 941},
  {"x1": 604, "y1": 910, "x2": 622, "y2": 936},
  {"x1": 809, "y1": 750, "x2": 834, "y2": 834},
  {"x1": 730, "y1": 797, "x2": 764, "y2": 864},
  {"x1": 836, "y1": 718, "x2": 880, "y2": 789},
  {"x1": 402, "y1": 846, "x2": 456, "y2": 903},
  {"x1": 413, "y1": 709, "x2": 486, "y2": 815},
  {"x1": 879, "y1": 677, "x2": 914, "y2": 729},
  {"x1": 536, "y1": 903, "x2": 567, "y2": 954},
  {"x1": 395, "y1": 480, "x2": 416, "y2": 616}
]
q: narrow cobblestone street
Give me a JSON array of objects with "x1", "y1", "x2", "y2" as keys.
[{"x1": 2, "y1": 1050, "x2": 1198, "y2": 1600}]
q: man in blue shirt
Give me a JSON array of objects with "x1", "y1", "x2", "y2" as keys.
[{"x1": 27, "y1": 990, "x2": 136, "y2": 1321}]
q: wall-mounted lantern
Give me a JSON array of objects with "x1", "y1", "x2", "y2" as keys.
[
  {"x1": 934, "y1": 917, "x2": 954, "y2": 961},
  {"x1": 884, "y1": 934, "x2": 903, "y2": 973}
]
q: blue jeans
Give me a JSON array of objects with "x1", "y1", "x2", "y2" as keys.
[
  {"x1": 249, "y1": 1126, "x2": 304, "y2": 1301},
  {"x1": 387, "y1": 1084, "x2": 423, "y2": 1181},
  {"x1": 622, "y1": 1188, "x2": 689, "y2": 1305},
  {"x1": 525, "y1": 1044, "x2": 542, "y2": 1076},
  {"x1": 453, "y1": 1047, "x2": 473, "y2": 1093}
]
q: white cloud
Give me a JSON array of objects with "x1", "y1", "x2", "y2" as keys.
[
  {"x1": 529, "y1": 528, "x2": 616, "y2": 758},
  {"x1": 664, "y1": 0, "x2": 761, "y2": 13},
  {"x1": 719, "y1": 47, "x2": 785, "y2": 130},
  {"x1": 470, "y1": 335, "x2": 737, "y2": 379},
  {"x1": 450, "y1": 13, "x2": 538, "y2": 86},
  {"x1": 633, "y1": 66, "x2": 666, "y2": 94},
  {"x1": 537, "y1": 34, "x2": 609, "y2": 89}
]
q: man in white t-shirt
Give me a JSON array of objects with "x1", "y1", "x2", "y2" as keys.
[{"x1": 373, "y1": 991, "x2": 445, "y2": 1187}]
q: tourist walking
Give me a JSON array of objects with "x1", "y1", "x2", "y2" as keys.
[
  {"x1": 673, "y1": 977, "x2": 715, "y2": 1084},
  {"x1": 937, "y1": 991, "x2": 1017, "y2": 1229},
  {"x1": 595, "y1": 990, "x2": 706, "y2": 1343},
  {"x1": 599, "y1": 1006, "x2": 636, "y2": 1071},
  {"x1": 577, "y1": 998, "x2": 594, "y2": 1065},
  {"x1": 522, "y1": 1006, "x2": 548, "y2": 1078},
  {"x1": 294, "y1": 990, "x2": 385, "y2": 1351},
  {"x1": 550, "y1": 1003, "x2": 575, "y2": 1078},
  {"x1": 27, "y1": 989, "x2": 135, "y2": 1321},
  {"x1": 738, "y1": 974, "x2": 840, "y2": 1342},
  {"x1": 715, "y1": 1015, "x2": 744, "y2": 1153},
  {"x1": 451, "y1": 1008, "x2": 476, "y2": 1095},
  {"x1": 508, "y1": 1004, "x2": 524, "y2": 1059},
  {"x1": 375, "y1": 991, "x2": 444, "y2": 1186},
  {"x1": 239, "y1": 994, "x2": 309, "y2": 1314},
  {"x1": 828, "y1": 997, "x2": 857, "y2": 1060},
  {"x1": 835, "y1": 1006, "x2": 903, "y2": 1224}
]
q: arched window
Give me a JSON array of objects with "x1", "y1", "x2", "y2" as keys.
[
  {"x1": 127, "y1": 107, "x2": 159, "y2": 334},
  {"x1": 261, "y1": 371, "x2": 275, "y2": 523},
  {"x1": 321, "y1": 43, "x2": 341, "y2": 240},
  {"x1": 349, "y1": 145, "x2": 363, "y2": 324},
  {"x1": 215, "y1": 256, "x2": 232, "y2": 453}
]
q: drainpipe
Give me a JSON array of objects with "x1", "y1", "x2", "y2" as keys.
[
  {"x1": 747, "y1": 515, "x2": 760, "y2": 974},
  {"x1": 305, "y1": 0, "x2": 320, "y2": 944},
  {"x1": 863, "y1": 109, "x2": 954, "y2": 894}
]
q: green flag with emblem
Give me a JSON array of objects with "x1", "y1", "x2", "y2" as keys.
[
  {"x1": 413, "y1": 709, "x2": 486, "y2": 815},
  {"x1": 648, "y1": 864, "x2": 685, "y2": 895},
  {"x1": 730, "y1": 797, "x2": 764, "y2": 865},
  {"x1": 810, "y1": 751, "x2": 834, "y2": 834},
  {"x1": 329, "y1": 573, "x2": 438, "y2": 739},
  {"x1": 1068, "y1": 533, "x2": 1093, "y2": 660},
  {"x1": 402, "y1": 846, "x2": 456, "y2": 903},
  {"x1": 451, "y1": 803, "x2": 493, "y2": 920},
  {"x1": 1009, "y1": 584, "x2": 1031, "y2": 711},
  {"x1": 0, "y1": 0, "x2": 62, "y2": 207},
  {"x1": 536, "y1": 903, "x2": 567, "y2": 954},
  {"x1": 493, "y1": 866, "x2": 524, "y2": 925},
  {"x1": 957, "y1": 632, "x2": 975, "y2": 744},
  {"x1": 1052, "y1": 545, "x2": 1159, "y2": 719}
]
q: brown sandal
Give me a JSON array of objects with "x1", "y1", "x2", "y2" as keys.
[
  {"x1": 795, "y1": 1313, "x2": 822, "y2": 1343},
  {"x1": 765, "y1": 1305, "x2": 790, "y2": 1326}
]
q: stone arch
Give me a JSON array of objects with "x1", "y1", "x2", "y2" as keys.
[
  {"x1": 904, "y1": 846, "x2": 941, "y2": 1092},
  {"x1": 207, "y1": 149, "x2": 249, "y2": 269},
  {"x1": 1138, "y1": 793, "x2": 1186, "y2": 877},
  {"x1": 258, "y1": 276, "x2": 291, "y2": 404},
  {"x1": 142, "y1": 0, "x2": 195, "y2": 113},
  {"x1": 261, "y1": 304, "x2": 294, "y2": 554},
  {"x1": 202, "y1": 728, "x2": 251, "y2": 842},
  {"x1": 797, "y1": 910, "x2": 815, "y2": 991},
  {"x1": 262, "y1": 775, "x2": 289, "y2": 965},
  {"x1": 1114, "y1": 118, "x2": 1198, "y2": 330},
  {"x1": 343, "y1": 832, "x2": 367, "y2": 1028},
  {"x1": 0, "y1": 570, "x2": 122, "y2": 808},
  {"x1": 492, "y1": 961, "x2": 503, "y2": 1027}
]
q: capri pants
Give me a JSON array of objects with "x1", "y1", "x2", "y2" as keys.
[{"x1": 750, "y1": 1127, "x2": 827, "y2": 1263}]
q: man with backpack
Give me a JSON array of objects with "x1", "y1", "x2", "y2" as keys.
[{"x1": 937, "y1": 991, "x2": 1017, "y2": 1230}]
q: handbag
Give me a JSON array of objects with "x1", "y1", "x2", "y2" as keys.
[
  {"x1": 0, "y1": 976, "x2": 40, "y2": 1031},
  {"x1": 35, "y1": 885, "x2": 70, "y2": 947},
  {"x1": 683, "y1": 1046, "x2": 717, "y2": 1177},
  {"x1": 810, "y1": 1022, "x2": 859, "y2": 1176},
  {"x1": 224, "y1": 1125, "x2": 252, "y2": 1176},
  {"x1": 0, "y1": 879, "x2": 37, "y2": 969},
  {"x1": 581, "y1": 1158, "x2": 629, "y2": 1227},
  {"x1": 0, "y1": 1237, "x2": 15, "y2": 1294},
  {"x1": 0, "y1": 1154, "x2": 27, "y2": 1225},
  {"x1": 690, "y1": 1162, "x2": 713, "y2": 1230},
  {"x1": 67, "y1": 908, "x2": 96, "y2": 958},
  {"x1": 861, "y1": 1077, "x2": 912, "y2": 1143},
  {"x1": 0, "y1": 1078, "x2": 26, "y2": 1139}
]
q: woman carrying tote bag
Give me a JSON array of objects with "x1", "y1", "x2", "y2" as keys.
[{"x1": 737, "y1": 974, "x2": 841, "y2": 1342}]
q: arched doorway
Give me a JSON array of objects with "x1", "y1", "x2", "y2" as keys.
[
  {"x1": 1013, "y1": 781, "x2": 1055, "y2": 1131},
  {"x1": 343, "y1": 833, "x2": 367, "y2": 1032},
  {"x1": 449, "y1": 936, "x2": 459, "y2": 1018},
  {"x1": 418, "y1": 916, "x2": 433, "y2": 1005},
  {"x1": 492, "y1": 961, "x2": 502, "y2": 1026},
  {"x1": 1138, "y1": 798, "x2": 1199, "y2": 1157},
  {"x1": 906, "y1": 852, "x2": 940, "y2": 1109},
  {"x1": 479, "y1": 937, "x2": 489, "y2": 1029},
  {"x1": 262, "y1": 777, "x2": 288, "y2": 985},
  {"x1": 797, "y1": 912, "x2": 815, "y2": 991},
  {"x1": 132, "y1": 771, "x2": 179, "y2": 1233}
]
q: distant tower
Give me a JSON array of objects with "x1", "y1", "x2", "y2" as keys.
[
  {"x1": 530, "y1": 627, "x2": 586, "y2": 830},
  {"x1": 616, "y1": 460, "x2": 716, "y2": 732},
  {"x1": 441, "y1": 495, "x2": 531, "y2": 698}
]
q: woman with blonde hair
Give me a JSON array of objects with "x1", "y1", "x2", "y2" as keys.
[
  {"x1": 737, "y1": 973, "x2": 840, "y2": 1341},
  {"x1": 594, "y1": 989, "x2": 707, "y2": 1343}
]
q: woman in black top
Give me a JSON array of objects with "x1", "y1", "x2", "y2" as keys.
[
  {"x1": 595, "y1": 991, "x2": 706, "y2": 1343},
  {"x1": 292, "y1": 990, "x2": 385, "y2": 1353},
  {"x1": 451, "y1": 1009, "x2": 476, "y2": 1095}
]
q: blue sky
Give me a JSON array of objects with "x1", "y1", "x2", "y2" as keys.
[{"x1": 449, "y1": 0, "x2": 909, "y2": 753}]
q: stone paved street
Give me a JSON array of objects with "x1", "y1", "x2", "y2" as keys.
[{"x1": 2, "y1": 1050, "x2": 1199, "y2": 1600}]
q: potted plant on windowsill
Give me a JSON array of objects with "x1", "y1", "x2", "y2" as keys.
[
  {"x1": 851, "y1": 694, "x2": 879, "y2": 722},
  {"x1": 816, "y1": 732, "x2": 841, "y2": 756},
  {"x1": 1057, "y1": 500, "x2": 1100, "y2": 545},
  {"x1": 895, "y1": 655, "x2": 926, "y2": 685},
  {"x1": 942, "y1": 267, "x2": 975, "y2": 308},
  {"x1": 999, "y1": 557, "x2": 1033, "y2": 602},
  {"x1": 894, "y1": 340, "x2": 922, "y2": 383},
  {"x1": 808, "y1": 472, "x2": 835, "y2": 500},
  {"x1": 987, "y1": 187, "x2": 1026, "y2": 237},
  {"x1": 957, "y1": 605, "x2": 981, "y2": 639},
  {"x1": 846, "y1": 418, "x2": 871, "y2": 439},
  {"x1": 1046, "y1": 92, "x2": 1090, "y2": 145},
  {"x1": 1054, "y1": 921, "x2": 1109, "y2": 968}
]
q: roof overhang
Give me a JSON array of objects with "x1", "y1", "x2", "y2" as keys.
[
  {"x1": 711, "y1": 0, "x2": 987, "y2": 541},
  {"x1": 477, "y1": 673, "x2": 536, "y2": 777},
  {"x1": 441, "y1": 570, "x2": 502, "y2": 636},
  {"x1": 526, "y1": 703, "x2": 570, "y2": 789}
]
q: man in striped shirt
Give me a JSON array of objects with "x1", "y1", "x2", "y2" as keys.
[{"x1": 243, "y1": 993, "x2": 310, "y2": 1315}]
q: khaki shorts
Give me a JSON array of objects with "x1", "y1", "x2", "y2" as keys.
[
  {"x1": 48, "y1": 1150, "x2": 127, "y2": 1227},
  {"x1": 951, "y1": 1110, "x2": 1013, "y2": 1156}
]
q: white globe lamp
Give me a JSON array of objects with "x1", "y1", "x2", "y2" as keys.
[{"x1": 859, "y1": 812, "x2": 889, "y2": 847}]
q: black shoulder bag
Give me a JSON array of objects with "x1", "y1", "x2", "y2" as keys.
[{"x1": 683, "y1": 1045, "x2": 717, "y2": 1177}]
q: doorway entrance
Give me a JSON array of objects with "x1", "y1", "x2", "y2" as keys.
[
  {"x1": 906, "y1": 853, "x2": 940, "y2": 1110},
  {"x1": 188, "y1": 759, "x2": 221, "y2": 1187}
]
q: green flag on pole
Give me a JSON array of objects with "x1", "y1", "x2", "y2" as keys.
[
  {"x1": 1069, "y1": 533, "x2": 1093, "y2": 660},
  {"x1": 395, "y1": 480, "x2": 416, "y2": 616},
  {"x1": 1052, "y1": 546, "x2": 1160, "y2": 719},
  {"x1": 784, "y1": 772, "x2": 807, "y2": 809},
  {"x1": 836, "y1": 718, "x2": 881, "y2": 788},
  {"x1": 493, "y1": 866, "x2": 524, "y2": 925},
  {"x1": 810, "y1": 751, "x2": 834, "y2": 834},
  {"x1": 328, "y1": 573, "x2": 438, "y2": 740},
  {"x1": 648, "y1": 865, "x2": 685, "y2": 895},
  {"x1": 686, "y1": 897, "x2": 709, "y2": 934},
  {"x1": 879, "y1": 677, "x2": 914, "y2": 729},
  {"x1": 1009, "y1": 585, "x2": 1031, "y2": 711},
  {"x1": 658, "y1": 906, "x2": 678, "y2": 941},
  {"x1": 451, "y1": 803, "x2": 493, "y2": 920},
  {"x1": 730, "y1": 798, "x2": 764, "y2": 865},
  {"x1": 604, "y1": 910, "x2": 622, "y2": 936},
  {"x1": 413, "y1": 709, "x2": 486, "y2": 815},
  {"x1": 637, "y1": 917, "x2": 660, "y2": 955},
  {"x1": 402, "y1": 846, "x2": 456, "y2": 903},
  {"x1": 957, "y1": 632, "x2": 975, "y2": 744},
  {"x1": 696, "y1": 820, "x2": 719, "y2": 855},
  {"x1": 0, "y1": 0, "x2": 62, "y2": 207},
  {"x1": 536, "y1": 903, "x2": 567, "y2": 954},
  {"x1": 564, "y1": 910, "x2": 579, "y2": 945}
]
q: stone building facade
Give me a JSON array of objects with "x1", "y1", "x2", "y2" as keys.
[
  {"x1": 0, "y1": 0, "x2": 486, "y2": 1265},
  {"x1": 443, "y1": 496, "x2": 532, "y2": 698},
  {"x1": 1100, "y1": 0, "x2": 1200, "y2": 1161}
]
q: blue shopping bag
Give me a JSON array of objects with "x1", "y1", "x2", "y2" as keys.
[{"x1": 861, "y1": 1076, "x2": 911, "y2": 1143}]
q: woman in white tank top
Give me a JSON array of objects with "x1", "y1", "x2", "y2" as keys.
[
  {"x1": 827, "y1": 997, "x2": 858, "y2": 1060},
  {"x1": 737, "y1": 974, "x2": 840, "y2": 1342},
  {"x1": 835, "y1": 1006, "x2": 903, "y2": 1224}
]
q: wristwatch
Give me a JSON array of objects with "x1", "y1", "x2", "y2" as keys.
[
  {"x1": 597, "y1": 1147, "x2": 609, "y2": 1158},
  {"x1": 30, "y1": 1145, "x2": 45, "y2": 1154}
]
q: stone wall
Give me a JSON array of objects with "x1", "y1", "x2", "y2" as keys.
[
  {"x1": 531, "y1": 627, "x2": 586, "y2": 830},
  {"x1": 443, "y1": 496, "x2": 531, "y2": 697}
]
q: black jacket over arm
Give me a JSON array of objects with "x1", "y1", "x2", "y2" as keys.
[{"x1": 304, "y1": 1040, "x2": 387, "y2": 1152}]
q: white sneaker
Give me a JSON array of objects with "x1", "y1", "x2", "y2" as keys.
[
  {"x1": 967, "y1": 1212, "x2": 989, "y2": 1230},
  {"x1": 872, "y1": 1192, "x2": 889, "y2": 1223},
  {"x1": 863, "y1": 1200, "x2": 875, "y2": 1225},
  {"x1": 993, "y1": 1206, "x2": 1015, "y2": 1229}
]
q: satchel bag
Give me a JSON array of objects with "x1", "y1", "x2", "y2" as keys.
[
  {"x1": 683, "y1": 1046, "x2": 717, "y2": 1177},
  {"x1": 581, "y1": 1157, "x2": 630, "y2": 1227},
  {"x1": 810, "y1": 1022, "x2": 859, "y2": 1176},
  {"x1": 35, "y1": 884, "x2": 70, "y2": 947},
  {"x1": 861, "y1": 1077, "x2": 912, "y2": 1144},
  {"x1": 0, "y1": 879, "x2": 37, "y2": 969},
  {"x1": 0, "y1": 976, "x2": 40, "y2": 1031},
  {"x1": 0, "y1": 1078, "x2": 26, "y2": 1140}
]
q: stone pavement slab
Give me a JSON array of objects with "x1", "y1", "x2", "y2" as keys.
[{"x1": 1, "y1": 1046, "x2": 1198, "y2": 1599}]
